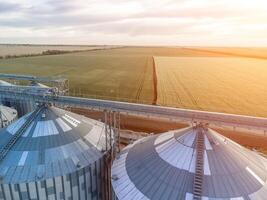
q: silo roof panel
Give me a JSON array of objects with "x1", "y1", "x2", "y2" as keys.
[
  {"x1": 0, "y1": 106, "x2": 111, "y2": 183},
  {"x1": 0, "y1": 80, "x2": 13, "y2": 86},
  {"x1": 112, "y1": 127, "x2": 267, "y2": 200},
  {"x1": 0, "y1": 105, "x2": 18, "y2": 127}
]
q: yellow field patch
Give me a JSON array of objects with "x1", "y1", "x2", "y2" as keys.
[{"x1": 155, "y1": 56, "x2": 267, "y2": 117}]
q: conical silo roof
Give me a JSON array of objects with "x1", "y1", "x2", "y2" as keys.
[
  {"x1": 0, "y1": 105, "x2": 111, "y2": 184},
  {"x1": 29, "y1": 82, "x2": 50, "y2": 88},
  {"x1": 0, "y1": 105, "x2": 17, "y2": 128},
  {"x1": 0, "y1": 80, "x2": 12, "y2": 86},
  {"x1": 112, "y1": 126, "x2": 267, "y2": 200}
]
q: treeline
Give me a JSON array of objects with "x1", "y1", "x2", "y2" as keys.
[
  {"x1": 0, "y1": 49, "x2": 86, "y2": 59},
  {"x1": 0, "y1": 46, "x2": 124, "y2": 60}
]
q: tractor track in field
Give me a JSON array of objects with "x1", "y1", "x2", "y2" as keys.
[
  {"x1": 135, "y1": 57, "x2": 149, "y2": 102},
  {"x1": 152, "y1": 56, "x2": 158, "y2": 105},
  {"x1": 173, "y1": 71, "x2": 202, "y2": 110},
  {"x1": 153, "y1": 57, "x2": 183, "y2": 107},
  {"x1": 166, "y1": 70, "x2": 184, "y2": 107}
]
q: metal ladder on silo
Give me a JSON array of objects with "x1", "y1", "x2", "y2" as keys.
[
  {"x1": 0, "y1": 105, "x2": 44, "y2": 162},
  {"x1": 193, "y1": 128, "x2": 205, "y2": 200},
  {"x1": 0, "y1": 107, "x2": 3, "y2": 128},
  {"x1": 113, "y1": 111, "x2": 121, "y2": 154}
]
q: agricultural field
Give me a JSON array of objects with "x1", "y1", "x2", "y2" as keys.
[
  {"x1": 0, "y1": 46, "x2": 233, "y2": 102},
  {"x1": 184, "y1": 47, "x2": 267, "y2": 59},
  {"x1": 0, "y1": 47, "x2": 157, "y2": 103},
  {"x1": 0, "y1": 44, "x2": 111, "y2": 57},
  {"x1": 0, "y1": 46, "x2": 267, "y2": 117},
  {"x1": 155, "y1": 56, "x2": 267, "y2": 117}
]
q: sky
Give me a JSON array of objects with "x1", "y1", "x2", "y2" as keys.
[{"x1": 0, "y1": 0, "x2": 267, "y2": 46}]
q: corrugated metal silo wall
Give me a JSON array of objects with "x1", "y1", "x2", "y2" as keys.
[
  {"x1": 0, "y1": 157, "x2": 112, "y2": 200},
  {"x1": 15, "y1": 100, "x2": 36, "y2": 117},
  {"x1": 0, "y1": 96, "x2": 35, "y2": 117},
  {"x1": 1, "y1": 113, "x2": 17, "y2": 128},
  {"x1": 112, "y1": 190, "x2": 118, "y2": 200}
]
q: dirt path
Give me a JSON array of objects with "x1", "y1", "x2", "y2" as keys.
[{"x1": 152, "y1": 56, "x2": 158, "y2": 105}]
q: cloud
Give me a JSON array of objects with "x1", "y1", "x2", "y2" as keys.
[
  {"x1": 0, "y1": 0, "x2": 266, "y2": 46},
  {"x1": 0, "y1": 2, "x2": 21, "y2": 12}
]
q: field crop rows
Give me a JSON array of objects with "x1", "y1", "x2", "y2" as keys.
[
  {"x1": 0, "y1": 47, "x2": 157, "y2": 103},
  {"x1": 1, "y1": 46, "x2": 267, "y2": 117},
  {"x1": 154, "y1": 56, "x2": 267, "y2": 117},
  {"x1": 184, "y1": 47, "x2": 267, "y2": 60},
  {"x1": 0, "y1": 46, "x2": 229, "y2": 103}
]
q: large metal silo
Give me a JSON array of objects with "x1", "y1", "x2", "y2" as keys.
[
  {"x1": 0, "y1": 80, "x2": 34, "y2": 116},
  {"x1": 0, "y1": 80, "x2": 13, "y2": 107},
  {"x1": 0, "y1": 105, "x2": 113, "y2": 200},
  {"x1": 0, "y1": 105, "x2": 18, "y2": 129},
  {"x1": 112, "y1": 126, "x2": 267, "y2": 200}
]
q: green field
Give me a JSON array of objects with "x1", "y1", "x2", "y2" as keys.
[
  {"x1": 0, "y1": 47, "x2": 157, "y2": 103},
  {"x1": 0, "y1": 46, "x2": 267, "y2": 117},
  {"x1": 0, "y1": 47, "x2": 230, "y2": 102}
]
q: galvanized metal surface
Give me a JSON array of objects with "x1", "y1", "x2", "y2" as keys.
[
  {"x1": 0, "y1": 105, "x2": 17, "y2": 129},
  {"x1": 0, "y1": 106, "x2": 110, "y2": 184},
  {"x1": 0, "y1": 74, "x2": 67, "y2": 83},
  {"x1": 112, "y1": 127, "x2": 267, "y2": 200},
  {"x1": 0, "y1": 87, "x2": 267, "y2": 133},
  {"x1": 0, "y1": 74, "x2": 69, "y2": 95},
  {"x1": 0, "y1": 106, "x2": 43, "y2": 163},
  {"x1": 0, "y1": 80, "x2": 12, "y2": 86}
]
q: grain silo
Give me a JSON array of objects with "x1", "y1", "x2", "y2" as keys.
[
  {"x1": 0, "y1": 80, "x2": 34, "y2": 116},
  {"x1": 0, "y1": 80, "x2": 13, "y2": 106},
  {"x1": 0, "y1": 105, "x2": 18, "y2": 128},
  {"x1": 29, "y1": 82, "x2": 50, "y2": 88},
  {"x1": 111, "y1": 126, "x2": 267, "y2": 200},
  {"x1": 16, "y1": 82, "x2": 52, "y2": 116},
  {"x1": 0, "y1": 105, "x2": 113, "y2": 200},
  {"x1": 0, "y1": 80, "x2": 53, "y2": 116},
  {"x1": 0, "y1": 80, "x2": 12, "y2": 86},
  {"x1": 14, "y1": 82, "x2": 52, "y2": 116}
]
